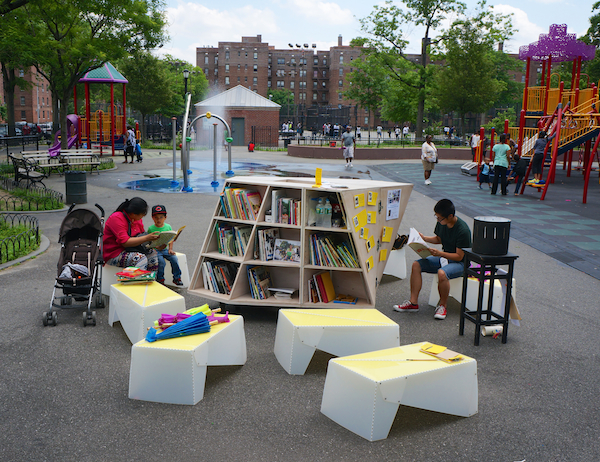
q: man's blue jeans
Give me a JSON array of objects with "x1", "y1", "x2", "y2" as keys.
[{"x1": 156, "y1": 249, "x2": 181, "y2": 281}]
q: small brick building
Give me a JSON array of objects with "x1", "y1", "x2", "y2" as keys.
[{"x1": 194, "y1": 85, "x2": 280, "y2": 147}]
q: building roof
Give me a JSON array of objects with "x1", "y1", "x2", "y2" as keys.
[
  {"x1": 195, "y1": 85, "x2": 281, "y2": 109},
  {"x1": 79, "y1": 62, "x2": 128, "y2": 84}
]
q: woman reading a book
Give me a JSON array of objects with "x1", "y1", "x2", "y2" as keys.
[{"x1": 103, "y1": 197, "x2": 160, "y2": 271}]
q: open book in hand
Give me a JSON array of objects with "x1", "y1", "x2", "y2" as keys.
[
  {"x1": 148, "y1": 226, "x2": 186, "y2": 249},
  {"x1": 407, "y1": 227, "x2": 432, "y2": 258}
]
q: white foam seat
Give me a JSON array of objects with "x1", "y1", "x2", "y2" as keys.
[
  {"x1": 383, "y1": 248, "x2": 406, "y2": 279},
  {"x1": 163, "y1": 252, "x2": 191, "y2": 288},
  {"x1": 274, "y1": 309, "x2": 400, "y2": 375},
  {"x1": 129, "y1": 315, "x2": 247, "y2": 405},
  {"x1": 109, "y1": 282, "x2": 185, "y2": 343},
  {"x1": 320, "y1": 342, "x2": 478, "y2": 441},
  {"x1": 101, "y1": 265, "x2": 120, "y2": 296}
]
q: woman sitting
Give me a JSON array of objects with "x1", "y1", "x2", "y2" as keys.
[{"x1": 103, "y1": 197, "x2": 160, "y2": 271}]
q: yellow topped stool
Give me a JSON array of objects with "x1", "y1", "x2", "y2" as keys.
[
  {"x1": 320, "y1": 342, "x2": 478, "y2": 441},
  {"x1": 109, "y1": 281, "x2": 185, "y2": 343},
  {"x1": 129, "y1": 315, "x2": 246, "y2": 405},
  {"x1": 274, "y1": 309, "x2": 399, "y2": 375}
]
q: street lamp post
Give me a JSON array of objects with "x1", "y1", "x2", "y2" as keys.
[{"x1": 183, "y1": 69, "x2": 190, "y2": 95}]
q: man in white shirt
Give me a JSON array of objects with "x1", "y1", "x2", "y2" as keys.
[{"x1": 470, "y1": 133, "x2": 481, "y2": 161}]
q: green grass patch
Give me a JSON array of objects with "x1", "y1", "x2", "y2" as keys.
[
  {"x1": 0, "y1": 222, "x2": 40, "y2": 263},
  {"x1": 1, "y1": 188, "x2": 63, "y2": 211}
]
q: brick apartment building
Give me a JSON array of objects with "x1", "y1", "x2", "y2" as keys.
[
  {"x1": 197, "y1": 35, "x2": 537, "y2": 136},
  {"x1": 0, "y1": 66, "x2": 54, "y2": 125}
]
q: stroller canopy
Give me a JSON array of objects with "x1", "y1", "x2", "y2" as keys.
[{"x1": 59, "y1": 208, "x2": 103, "y2": 243}]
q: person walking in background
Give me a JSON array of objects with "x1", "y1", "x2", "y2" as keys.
[
  {"x1": 490, "y1": 134, "x2": 512, "y2": 195},
  {"x1": 470, "y1": 133, "x2": 480, "y2": 161},
  {"x1": 356, "y1": 126, "x2": 361, "y2": 139},
  {"x1": 421, "y1": 134, "x2": 437, "y2": 185},
  {"x1": 511, "y1": 153, "x2": 528, "y2": 195},
  {"x1": 341, "y1": 125, "x2": 356, "y2": 169},
  {"x1": 377, "y1": 125, "x2": 383, "y2": 138},
  {"x1": 124, "y1": 126, "x2": 136, "y2": 163},
  {"x1": 403, "y1": 125, "x2": 409, "y2": 139}
]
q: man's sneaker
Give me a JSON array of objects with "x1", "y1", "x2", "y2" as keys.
[
  {"x1": 173, "y1": 278, "x2": 183, "y2": 286},
  {"x1": 156, "y1": 278, "x2": 165, "y2": 285},
  {"x1": 434, "y1": 305, "x2": 447, "y2": 320},
  {"x1": 393, "y1": 301, "x2": 419, "y2": 312},
  {"x1": 349, "y1": 162, "x2": 353, "y2": 167},
  {"x1": 424, "y1": 179, "x2": 432, "y2": 185}
]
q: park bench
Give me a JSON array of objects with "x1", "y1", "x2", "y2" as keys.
[
  {"x1": 9, "y1": 154, "x2": 48, "y2": 188},
  {"x1": 60, "y1": 152, "x2": 101, "y2": 174},
  {"x1": 22, "y1": 151, "x2": 67, "y2": 175}
]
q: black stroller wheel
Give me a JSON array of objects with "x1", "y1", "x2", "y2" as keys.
[
  {"x1": 42, "y1": 312, "x2": 48, "y2": 326},
  {"x1": 52, "y1": 312, "x2": 58, "y2": 326}
]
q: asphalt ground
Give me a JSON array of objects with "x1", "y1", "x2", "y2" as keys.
[{"x1": 1, "y1": 147, "x2": 599, "y2": 461}]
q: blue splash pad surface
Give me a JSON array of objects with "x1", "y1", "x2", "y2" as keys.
[{"x1": 118, "y1": 161, "x2": 314, "y2": 194}]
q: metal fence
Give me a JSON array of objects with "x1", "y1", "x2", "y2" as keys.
[
  {"x1": 1, "y1": 135, "x2": 42, "y2": 160},
  {"x1": 251, "y1": 126, "x2": 277, "y2": 147},
  {"x1": 0, "y1": 174, "x2": 64, "y2": 210},
  {"x1": 0, "y1": 213, "x2": 40, "y2": 264}
]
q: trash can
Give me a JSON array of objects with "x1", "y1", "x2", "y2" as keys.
[
  {"x1": 472, "y1": 216, "x2": 510, "y2": 255},
  {"x1": 65, "y1": 171, "x2": 87, "y2": 204},
  {"x1": 284, "y1": 139, "x2": 291, "y2": 148}
]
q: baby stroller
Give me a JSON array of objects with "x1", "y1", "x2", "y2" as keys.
[{"x1": 44, "y1": 203, "x2": 105, "y2": 327}]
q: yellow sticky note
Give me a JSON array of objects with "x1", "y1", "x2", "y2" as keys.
[
  {"x1": 379, "y1": 248, "x2": 388, "y2": 261},
  {"x1": 354, "y1": 193, "x2": 365, "y2": 208},
  {"x1": 352, "y1": 209, "x2": 368, "y2": 233},
  {"x1": 365, "y1": 255, "x2": 374, "y2": 272},
  {"x1": 313, "y1": 167, "x2": 322, "y2": 188},
  {"x1": 366, "y1": 236, "x2": 375, "y2": 252},
  {"x1": 367, "y1": 191, "x2": 378, "y2": 206},
  {"x1": 359, "y1": 227, "x2": 369, "y2": 240},
  {"x1": 382, "y1": 226, "x2": 393, "y2": 243},
  {"x1": 367, "y1": 211, "x2": 376, "y2": 224}
]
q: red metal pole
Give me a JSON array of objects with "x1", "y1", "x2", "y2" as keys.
[
  {"x1": 541, "y1": 104, "x2": 562, "y2": 200},
  {"x1": 85, "y1": 83, "x2": 91, "y2": 150},
  {"x1": 583, "y1": 132, "x2": 600, "y2": 203},
  {"x1": 109, "y1": 83, "x2": 115, "y2": 157},
  {"x1": 504, "y1": 119, "x2": 509, "y2": 135},
  {"x1": 121, "y1": 83, "x2": 127, "y2": 157},
  {"x1": 98, "y1": 110, "x2": 103, "y2": 157}
]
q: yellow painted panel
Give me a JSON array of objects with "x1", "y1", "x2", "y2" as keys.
[
  {"x1": 281, "y1": 308, "x2": 396, "y2": 327},
  {"x1": 114, "y1": 281, "x2": 182, "y2": 306}
]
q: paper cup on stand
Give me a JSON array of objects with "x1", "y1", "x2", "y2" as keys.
[{"x1": 481, "y1": 325, "x2": 503, "y2": 337}]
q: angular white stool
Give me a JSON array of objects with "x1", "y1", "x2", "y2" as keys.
[
  {"x1": 321, "y1": 342, "x2": 478, "y2": 441},
  {"x1": 129, "y1": 315, "x2": 247, "y2": 405},
  {"x1": 162, "y1": 252, "x2": 191, "y2": 288},
  {"x1": 109, "y1": 282, "x2": 185, "y2": 343},
  {"x1": 274, "y1": 309, "x2": 400, "y2": 375},
  {"x1": 101, "y1": 265, "x2": 120, "y2": 296},
  {"x1": 383, "y1": 248, "x2": 407, "y2": 279}
]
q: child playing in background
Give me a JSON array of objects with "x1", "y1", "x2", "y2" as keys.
[
  {"x1": 478, "y1": 157, "x2": 492, "y2": 189},
  {"x1": 148, "y1": 205, "x2": 183, "y2": 286},
  {"x1": 511, "y1": 153, "x2": 528, "y2": 195}
]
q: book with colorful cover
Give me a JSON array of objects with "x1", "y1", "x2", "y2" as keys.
[{"x1": 274, "y1": 239, "x2": 301, "y2": 263}]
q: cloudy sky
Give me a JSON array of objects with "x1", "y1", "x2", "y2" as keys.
[{"x1": 157, "y1": 0, "x2": 596, "y2": 65}]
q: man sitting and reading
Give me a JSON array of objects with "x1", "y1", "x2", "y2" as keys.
[{"x1": 393, "y1": 199, "x2": 471, "y2": 320}]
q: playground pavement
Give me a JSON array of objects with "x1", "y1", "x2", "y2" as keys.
[{"x1": 1, "y1": 147, "x2": 599, "y2": 461}]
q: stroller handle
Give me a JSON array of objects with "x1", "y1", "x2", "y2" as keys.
[{"x1": 95, "y1": 203, "x2": 105, "y2": 218}]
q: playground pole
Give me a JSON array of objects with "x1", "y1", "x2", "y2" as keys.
[
  {"x1": 181, "y1": 93, "x2": 192, "y2": 192},
  {"x1": 541, "y1": 103, "x2": 562, "y2": 200},
  {"x1": 211, "y1": 123, "x2": 219, "y2": 187},
  {"x1": 171, "y1": 117, "x2": 178, "y2": 186}
]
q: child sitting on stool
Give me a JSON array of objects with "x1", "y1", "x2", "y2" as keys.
[{"x1": 148, "y1": 205, "x2": 183, "y2": 286}]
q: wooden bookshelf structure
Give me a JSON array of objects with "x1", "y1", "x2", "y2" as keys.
[{"x1": 189, "y1": 176, "x2": 412, "y2": 308}]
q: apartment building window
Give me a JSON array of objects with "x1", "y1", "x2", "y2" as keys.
[
  {"x1": 214, "y1": 68, "x2": 218, "y2": 76},
  {"x1": 291, "y1": 58, "x2": 296, "y2": 64},
  {"x1": 267, "y1": 80, "x2": 272, "y2": 87},
  {"x1": 19, "y1": 69, "x2": 24, "y2": 77},
  {"x1": 290, "y1": 81, "x2": 295, "y2": 89},
  {"x1": 322, "y1": 81, "x2": 326, "y2": 87},
  {"x1": 21, "y1": 110, "x2": 26, "y2": 119},
  {"x1": 204, "y1": 56, "x2": 208, "y2": 64},
  {"x1": 322, "y1": 70, "x2": 326, "y2": 78},
  {"x1": 225, "y1": 64, "x2": 229, "y2": 72},
  {"x1": 521, "y1": 75, "x2": 525, "y2": 83},
  {"x1": 338, "y1": 80, "x2": 343, "y2": 87},
  {"x1": 313, "y1": 81, "x2": 317, "y2": 89},
  {"x1": 225, "y1": 50, "x2": 230, "y2": 60},
  {"x1": 214, "y1": 56, "x2": 218, "y2": 64},
  {"x1": 338, "y1": 92, "x2": 343, "y2": 100},
  {"x1": 225, "y1": 76, "x2": 230, "y2": 85},
  {"x1": 238, "y1": 64, "x2": 241, "y2": 71},
  {"x1": 205, "y1": 69, "x2": 209, "y2": 76},
  {"x1": 253, "y1": 77, "x2": 257, "y2": 85},
  {"x1": 322, "y1": 93, "x2": 327, "y2": 101},
  {"x1": 238, "y1": 51, "x2": 241, "y2": 56},
  {"x1": 268, "y1": 57, "x2": 272, "y2": 64},
  {"x1": 43, "y1": 110, "x2": 45, "y2": 117},
  {"x1": 299, "y1": 70, "x2": 306, "y2": 77},
  {"x1": 339, "y1": 68, "x2": 343, "y2": 76},
  {"x1": 322, "y1": 58, "x2": 327, "y2": 65},
  {"x1": 238, "y1": 77, "x2": 241, "y2": 82},
  {"x1": 245, "y1": 64, "x2": 248, "y2": 71},
  {"x1": 299, "y1": 81, "x2": 306, "y2": 89},
  {"x1": 277, "y1": 81, "x2": 284, "y2": 88},
  {"x1": 314, "y1": 57, "x2": 318, "y2": 65},
  {"x1": 253, "y1": 65, "x2": 257, "y2": 72},
  {"x1": 20, "y1": 96, "x2": 25, "y2": 106},
  {"x1": 245, "y1": 77, "x2": 248, "y2": 82},
  {"x1": 254, "y1": 52, "x2": 258, "y2": 59},
  {"x1": 313, "y1": 70, "x2": 318, "y2": 78},
  {"x1": 313, "y1": 93, "x2": 317, "y2": 101},
  {"x1": 339, "y1": 55, "x2": 343, "y2": 63},
  {"x1": 268, "y1": 69, "x2": 272, "y2": 77},
  {"x1": 276, "y1": 69, "x2": 285, "y2": 77},
  {"x1": 277, "y1": 58, "x2": 285, "y2": 65}
]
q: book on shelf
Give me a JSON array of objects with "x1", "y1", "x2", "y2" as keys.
[
  {"x1": 148, "y1": 226, "x2": 185, "y2": 249},
  {"x1": 408, "y1": 227, "x2": 432, "y2": 258},
  {"x1": 202, "y1": 260, "x2": 238, "y2": 295},
  {"x1": 307, "y1": 278, "x2": 319, "y2": 303},
  {"x1": 273, "y1": 239, "x2": 301, "y2": 263},
  {"x1": 333, "y1": 294, "x2": 358, "y2": 304},
  {"x1": 256, "y1": 228, "x2": 280, "y2": 261},
  {"x1": 312, "y1": 271, "x2": 336, "y2": 303},
  {"x1": 271, "y1": 190, "x2": 301, "y2": 225},
  {"x1": 247, "y1": 265, "x2": 274, "y2": 299},
  {"x1": 309, "y1": 233, "x2": 359, "y2": 268},
  {"x1": 220, "y1": 187, "x2": 262, "y2": 220},
  {"x1": 216, "y1": 223, "x2": 252, "y2": 257},
  {"x1": 268, "y1": 287, "x2": 297, "y2": 299}
]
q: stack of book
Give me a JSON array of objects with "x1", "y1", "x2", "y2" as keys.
[
  {"x1": 202, "y1": 261, "x2": 238, "y2": 295},
  {"x1": 267, "y1": 287, "x2": 297, "y2": 300},
  {"x1": 216, "y1": 223, "x2": 252, "y2": 257},
  {"x1": 220, "y1": 187, "x2": 262, "y2": 220},
  {"x1": 247, "y1": 266, "x2": 273, "y2": 299},
  {"x1": 116, "y1": 267, "x2": 156, "y2": 284},
  {"x1": 307, "y1": 271, "x2": 336, "y2": 303},
  {"x1": 255, "y1": 228, "x2": 280, "y2": 261},
  {"x1": 271, "y1": 190, "x2": 301, "y2": 225},
  {"x1": 309, "y1": 233, "x2": 359, "y2": 268}
]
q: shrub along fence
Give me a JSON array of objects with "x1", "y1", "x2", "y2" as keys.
[
  {"x1": 0, "y1": 213, "x2": 40, "y2": 264},
  {"x1": 0, "y1": 174, "x2": 64, "y2": 211}
]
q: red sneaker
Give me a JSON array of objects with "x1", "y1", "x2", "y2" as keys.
[
  {"x1": 434, "y1": 305, "x2": 447, "y2": 320},
  {"x1": 393, "y1": 301, "x2": 419, "y2": 312}
]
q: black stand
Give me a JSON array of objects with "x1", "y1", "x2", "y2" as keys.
[{"x1": 459, "y1": 248, "x2": 518, "y2": 346}]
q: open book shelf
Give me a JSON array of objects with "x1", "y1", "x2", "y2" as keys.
[{"x1": 189, "y1": 176, "x2": 412, "y2": 308}]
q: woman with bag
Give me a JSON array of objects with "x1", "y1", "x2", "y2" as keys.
[
  {"x1": 421, "y1": 134, "x2": 438, "y2": 185},
  {"x1": 103, "y1": 197, "x2": 160, "y2": 271}
]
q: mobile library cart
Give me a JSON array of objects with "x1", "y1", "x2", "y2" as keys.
[{"x1": 189, "y1": 176, "x2": 412, "y2": 307}]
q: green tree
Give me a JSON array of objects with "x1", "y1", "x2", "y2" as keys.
[
  {"x1": 159, "y1": 56, "x2": 207, "y2": 116},
  {"x1": 267, "y1": 88, "x2": 294, "y2": 120},
  {"x1": 0, "y1": 0, "x2": 28, "y2": 15},
  {"x1": 0, "y1": 9, "x2": 36, "y2": 135},
  {"x1": 25, "y1": 0, "x2": 166, "y2": 148},
  {"x1": 483, "y1": 107, "x2": 516, "y2": 131},
  {"x1": 432, "y1": 2, "x2": 514, "y2": 139},
  {"x1": 356, "y1": 0, "x2": 466, "y2": 138},
  {"x1": 118, "y1": 53, "x2": 172, "y2": 141},
  {"x1": 585, "y1": 1, "x2": 600, "y2": 46}
]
